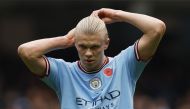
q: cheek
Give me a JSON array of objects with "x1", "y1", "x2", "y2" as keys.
[
  {"x1": 77, "y1": 48, "x2": 84, "y2": 58},
  {"x1": 95, "y1": 48, "x2": 104, "y2": 56},
  {"x1": 77, "y1": 51, "x2": 84, "y2": 60},
  {"x1": 76, "y1": 48, "x2": 82, "y2": 56},
  {"x1": 76, "y1": 46, "x2": 82, "y2": 53},
  {"x1": 77, "y1": 50, "x2": 84, "y2": 56}
]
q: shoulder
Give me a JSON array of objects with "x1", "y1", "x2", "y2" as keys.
[
  {"x1": 44, "y1": 56, "x2": 77, "y2": 75},
  {"x1": 46, "y1": 57, "x2": 76, "y2": 66},
  {"x1": 113, "y1": 44, "x2": 136, "y2": 60}
]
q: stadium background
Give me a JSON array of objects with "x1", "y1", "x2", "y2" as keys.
[{"x1": 0, "y1": 1, "x2": 190, "y2": 109}]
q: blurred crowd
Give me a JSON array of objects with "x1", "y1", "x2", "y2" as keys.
[
  {"x1": 0, "y1": 84, "x2": 60, "y2": 109},
  {"x1": 134, "y1": 91, "x2": 190, "y2": 109},
  {"x1": 0, "y1": 81, "x2": 190, "y2": 109}
]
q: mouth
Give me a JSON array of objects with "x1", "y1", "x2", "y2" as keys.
[{"x1": 85, "y1": 59, "x2": 95, "y2": 64}]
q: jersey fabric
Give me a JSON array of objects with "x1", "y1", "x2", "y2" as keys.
[{"x1": 42, "y1": 43, "x2": 148, "y2": 109}]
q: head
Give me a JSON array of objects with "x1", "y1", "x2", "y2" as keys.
[{"x1": 74, "y1": 16, "x2": 109, "y2": 72}]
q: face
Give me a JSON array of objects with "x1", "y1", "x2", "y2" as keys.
[{"x1": 75, "y1": 33, "x2": 109, "y2": 72}]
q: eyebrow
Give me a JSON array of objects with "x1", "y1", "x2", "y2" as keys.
[{"x1": 78, "y1": 43, "x2": 101, "y2": 47}]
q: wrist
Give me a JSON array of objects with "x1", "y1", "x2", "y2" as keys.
[
  {"x1": 64, "y1": 36, "x2": 74, "y2": 47},
  {"x1": 53, "y1": 36, "x2": 73, "y2": 49}
]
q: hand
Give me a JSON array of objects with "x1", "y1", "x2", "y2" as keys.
[
  {"x1": 91, "y1": 8, "x2": 122, "y2": 24},
  {"x1": 65, "y1": 28, "x2": 75, "y2": 47}
]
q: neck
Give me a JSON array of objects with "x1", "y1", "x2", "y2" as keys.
[{"x1": 79, "y1": 56, "x2": 108, "y2": 73}]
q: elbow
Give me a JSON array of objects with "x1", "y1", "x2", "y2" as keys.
[
  {"x1": 17, "y1": 44, "x2": 34, "y2": 60},
  {"x1": 18, "y1": 44, "x2": 28, "y2": 59},
  {"x1": 154, "y1": 20, "x2": 166, "y2": 37}
]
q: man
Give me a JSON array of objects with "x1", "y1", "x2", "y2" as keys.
[{"x1": 18, "y1": 8, "x2": 166, "y2": 109}]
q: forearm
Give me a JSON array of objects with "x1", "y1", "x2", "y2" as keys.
[
  {"x1": 115, "y1": 10, "x2": 166, "y2": 60},
  {"x1": 116, "y1": 10, "x2": 166, "y2": 35},
  {"x1": 18, "y1": 36, "x2": 72, "y2": 58},
  {"x1": 17, "y1": 28, "x2": 75, "y2": 75}
]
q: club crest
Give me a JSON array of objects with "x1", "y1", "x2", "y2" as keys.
[{"x1": 89, "y1": 77, "x2": 102, "y2": 90}]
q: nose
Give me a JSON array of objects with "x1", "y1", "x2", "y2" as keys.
[{"x1": 85, "y1": 49, "x2": 93, "y2": 57}]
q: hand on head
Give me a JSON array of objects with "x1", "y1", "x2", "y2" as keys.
[
  {"x1": 91, "y1": 8, "x2": 122, "y2": 24},
  {"x1": 66, "y1": 28, "x2": 75, "y2": 47}
]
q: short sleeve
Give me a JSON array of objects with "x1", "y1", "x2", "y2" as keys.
[
  {"x1": 41, "y1": 57, "x2": 62, "y2": 92},
  {"x1": 115, "y1": 41, "x2": 149, "y2": 82}
]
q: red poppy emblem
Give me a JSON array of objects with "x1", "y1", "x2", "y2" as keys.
[{"x1": 104, "y1": 68, "x2": 113, "y2": 77}]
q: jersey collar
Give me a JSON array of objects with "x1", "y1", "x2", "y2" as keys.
[{"x1": 77, "y1": 57, "x2": 109, "y2": 74}]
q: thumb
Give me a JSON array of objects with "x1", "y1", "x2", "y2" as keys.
[{"x1": 101, "y1": 18, "x2": 113, "y2": 24}]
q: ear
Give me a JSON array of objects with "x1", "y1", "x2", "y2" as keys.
[{"x1": 104, "y1": 38, "x2": 110, "y2": 50}]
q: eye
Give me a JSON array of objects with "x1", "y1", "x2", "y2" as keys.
[
  {"x1": 79, "y1": 45, "x2": 87, "y2": 49},
  {"x1": 91, "y1": 45, "x2": 100, "y2": 50}
]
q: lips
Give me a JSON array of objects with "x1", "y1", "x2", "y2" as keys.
[
  {"x1": 85, "y1": 59, "x2": 94, "y2": 63},
  {"x1": 87, "y1": 60, "x2": 93, "y2": 62}
]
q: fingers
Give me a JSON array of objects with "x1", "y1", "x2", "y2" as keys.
[
  {"x1": 66, "y1": 28, "x2": 75, "y2": 39},
  {"x1": 91, "y1": 10, "x2": 100, "y2": 18},
  {"x1": 101, "y1": 18, "x2": 112, "y2": 24},
  {"x1": 91, "y1": 9, "x2": 108, "y2": 21},
  {"x1": 91, "y1": 8, "x2": 115, "y2": 18},
  {"x1": 90, "y1": 8, "x2": 118, "y2": 24}
]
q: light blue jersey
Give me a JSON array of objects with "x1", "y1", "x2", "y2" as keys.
[{"x1": 42, "y1": 43, "x2": 148, "y2": 109}]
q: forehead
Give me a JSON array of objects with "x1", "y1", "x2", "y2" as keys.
[{"x1": 75, "y1": 34, "x2": 104, "y2": 45}]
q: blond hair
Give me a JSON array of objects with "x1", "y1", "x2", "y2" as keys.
[{"x1": 75, "y1": 16, "x2": 108, "y2": 38}]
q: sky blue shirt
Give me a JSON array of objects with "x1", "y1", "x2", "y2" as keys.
[{"x1": 42, "y1": 43, "x2": 148, "y2": 109}]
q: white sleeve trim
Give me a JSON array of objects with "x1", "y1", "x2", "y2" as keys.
[
  {"x1": 135, "y1": 40, "x2": 141, "y2": 61},
  {"x1": 42, "y1": 55, "x2": 50, "y2": 76}
]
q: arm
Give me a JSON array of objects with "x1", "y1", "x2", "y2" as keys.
[
  {"x1": 92, "y1": 8, "x2": 166, "y2": 61},
  {"x1": 17, "y1": 29, "x2": 75, "y2": 76}
]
